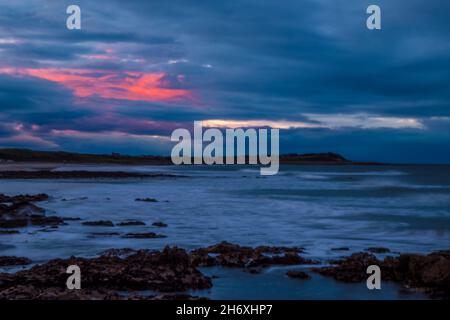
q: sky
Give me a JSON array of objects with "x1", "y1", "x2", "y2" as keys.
[{"x1": 0, "y1": 0, "x2": 449, "y2": 163}]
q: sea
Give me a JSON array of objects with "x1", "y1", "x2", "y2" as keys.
[{"x1": 1, "y1": 164, "x2": 449, "y2": 299}]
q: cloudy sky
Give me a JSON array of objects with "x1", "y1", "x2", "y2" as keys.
[{"x1": 0, "y1": 0, "x2": 449, "y2": 162}]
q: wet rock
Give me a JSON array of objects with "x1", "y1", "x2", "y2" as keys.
[
  {"x1": 12, "y1": 203, "x2": 45, "y2": 216},
  {"x1": 135, "y1": 197, "x2": 158, "y2": 202},
  {"x1": 312, "y1": 249, "x2": 450, "y2": 298},
  {"x1": 331, "y1": 247, "x2": 350, "y2": 251},
  {"x1": 62, "y1": 197, "x2": 88, "y2": 202},
  {"x1": 0, "y1": 286, "x2": 123, "y2": 300},
  {"x1": 198, "y1": 241, "x2": 244, "y2": 254},
  {"x1": 117, "y1": 220, "x2": 146, "y2": 226},
  {"x1": 255, "y1": 245, "x2": 303, "y2": 254},
  {"x1": 189, "y1": 251, "x2": 217, "y2": 267},
  {"x1": 366, "y1": 247, "x2": 390, "y2": 254},
  {"x1": 152, "y1": 222, "x2": 168, "y2": 228},
  {"x1": 286, "y1": 271, "x2": 311, "y2": 280},
  {"x1": 30, "y1": 216, "x2": 64, "y2": 226},
  {"x1": 89, "y1": 232, "x2": 121, "y2": 237},
  {"x1": 0, "y1": 256, "x2": 32, "y2": 266},
  {"x1": 247, "y1": 268, "x2": 263, "y2": 274},
  {"x1": 312, "y1": 252, "x2": 380, "y2": 282},
  {"x1": 0, "y1": 230, "x2": 19, "y2": 235},
  {"x1": 260, "y1": 253, "x2": 315, "y2": 266},
  {"x1": 122, "y1": 232, "x2": 166, "y2": 239},
  {"x1": 62, "y1": 217, "x2": 81, "y2": 221},
  {"x1": 0, "y1": 194, "x2": 49, "y2": 203},
  {"x1": 389, "y1": 250, "x2": 450, "y2": 298},
  {"x1": 148, "y1": 294, "x2": 208, "y2": 301},
  {"x1": 0, "y1": 286, "x2": 206, "y2": 300},
  {"x1": 0, "y1": 219, "x2": 27, "y2": 228},
  {"x1": 100, "y1": 248, "x2": 138, "y2": 259},
  {"x1": 36, "y1": 227, "x2": 58, "y2": 233},
  {"x1": 0, "y1": 246, "x2": 212, "y2": 299},
  {"x1": 190, "y1": 241, "x2": 317, "y2": 269},
  {"x1": 82, "y1": 220, "x2": 114, "y2": 227},
  {"x1": 0, "y1": 194, "x2": 64, "y2": 229}
]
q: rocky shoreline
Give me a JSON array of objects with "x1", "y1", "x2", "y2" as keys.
[
  {"x1": 313, "y1": 250, "x2": 450, "y2": 299},
  {"x1": 0, "y1": 193, "x2": 449, "y2": 300},
  {"x1": 0, "y1": 193, "x2": 65, "y2": 228},
  {"x1": 0, "y1": 241, "x2": 318, "y2": 300},
  {"x1": 0, "y1": 171, "x2": 183, "y2": 179},
  {"x1": 0, "y1": 242, "x2": 448, "y2": 300}
]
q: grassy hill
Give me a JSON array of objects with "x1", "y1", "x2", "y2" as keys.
[{"x1": 0, "y1": 148, "x2": 365, "y2": 165}]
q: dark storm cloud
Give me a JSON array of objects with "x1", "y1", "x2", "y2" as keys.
[
  {"x1": 0, "y1": 0, "x2": 449, "y2": 160},
  {"x1": 0, "y1": 75, "x2": 72, "y2": 113},
  {"x1": 109, "y1": 0, "x2": 450, "y2": 116}
]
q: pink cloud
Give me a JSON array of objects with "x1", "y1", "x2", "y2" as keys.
[{"x1": 0, "y1": 67, "x2": 192, "y2": 103}]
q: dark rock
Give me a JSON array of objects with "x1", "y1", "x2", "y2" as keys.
[
  {"x1": 255, "y1": 245, "x2": 303, "y2": 254},
  {"x1": 0, "y1": 193, "x2": 49, "y2": 203},
  {"x1": 82, "y1": 220, "x2": 114, "y2": 227},
  {"x1": 146, "y1": 294, "x2": 208, "y2": 301},
  {"x1": 122, "y1": 232, "x2": 166, "y2": 239},
  {"x1": 331, "y1": 247, "x2": 350, "y2": 251},
  {"x1": 311, "y1": 249, "x2": 450, "y2": 298},
  {"x1": 0, "y1": 230, "x2": 19, "y2": 235},
  {"x1": 135, "y1": 198, "x2": 158, "y2": 202},
  {"x1": 152, "y1": 222, "x2": 168, "y2": 228},
  {"x1": 35, "y1": 228, "x2": 58, "y2": 233},
  {"x1": 366, "y1": 247, "x2": 391, "y2": 254},
  {"x1": 260, "y1": 253, "x2": 315, "y2": 266},
  {"x1": 31, "y1": 215, "x2": 64, "y2": 226},
  {"x1": 117, "y1": 220, "x2": 146, "y2": 226},
  {"x1": 0, "y1": 256, "x2": 32, "y2": 266},
  {"x1": 189, "y1": 251, "x2": 217, "y2": 267},
  {"x1": 62, "y1": 217, "x2": 81, "y2": 221},
  {"x1": 190, "y1": 241, "x2": 317, "y2": 269},
  {"x1": 89, "y1": 232, "x2": 121, "y2": 237},
  {"x1": 0, "y1": 219, "x2": 27, "y2": 228},
  {"x1": 197, "y1": 241, "x2": 244, "y2": 254},
  {"x1": 62, "y1": 197, "x2": 88, "y2": 202},
  {"x1": 286, "y1": 271, "x2": 311, "y2": 280},
  {"x1": 0, "y1": 194, "x2": 64, "y2": 229},
  {"x1": 100, "y1": 248, "x2": 137, "y2": 258},
  {"x1": 0, "y1": 284, "x2": 207, "y2": 300},
  {"x1": 0, "y1": 286, "x2": 123, "y2": 300},
  {"x1": 312, "y1": 252, "x2": 380, "y2": 282},
  {"x1": 247, "y1": 268, "x2": 262, "y2": 274},
  {"x1": 0, "y1": 246, "x2": 212, "y2": 299}
]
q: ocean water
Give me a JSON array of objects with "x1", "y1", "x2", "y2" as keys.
[{"x1": 1, "y1": 164, "x2": 449, "y2": 299}]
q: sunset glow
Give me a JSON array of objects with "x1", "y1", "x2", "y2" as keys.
[{"x1": 0, "y1": 67, "x2": 191, "y2": 103}]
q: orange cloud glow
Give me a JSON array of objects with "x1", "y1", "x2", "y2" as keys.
[{"x1": 0, "y1": 67, "x2": 191, "y2": 103}]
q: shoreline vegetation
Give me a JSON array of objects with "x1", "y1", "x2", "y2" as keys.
[
  {"x1": 0, "y1": 193, "x2": 449, "y2": 300},
  {"x1": 0, "y1": 148, "x2": 383, "y2": 166}
]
